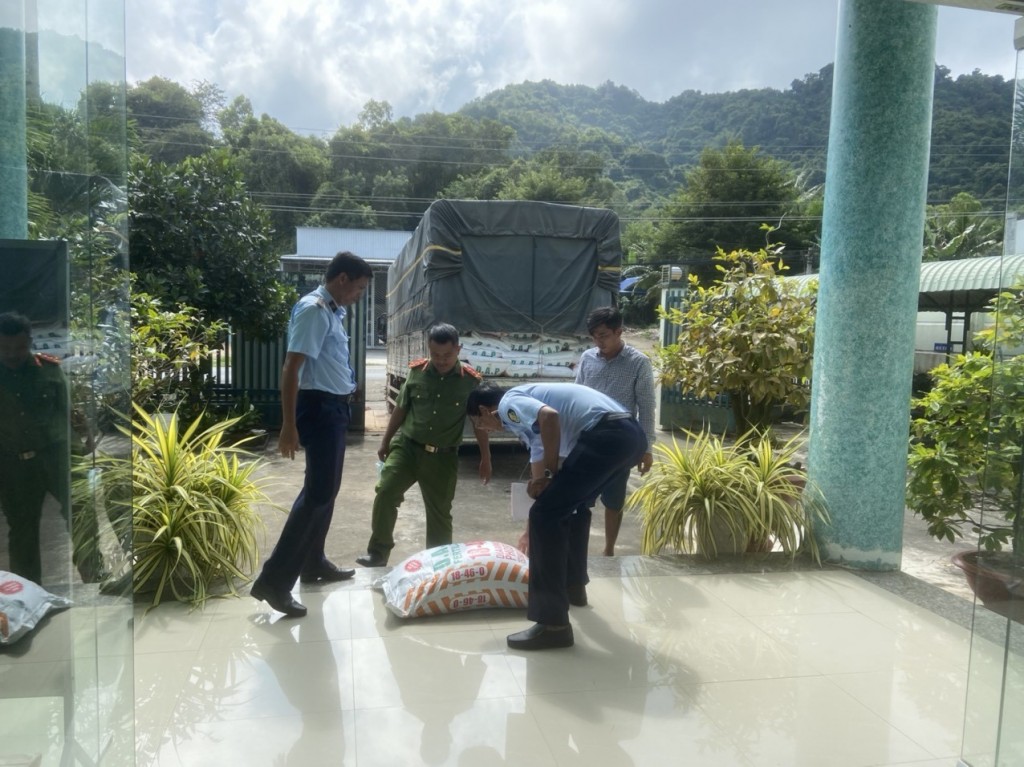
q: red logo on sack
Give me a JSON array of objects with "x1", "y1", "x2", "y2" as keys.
[
  {"x1": 0, "y1": 580, "x2": 24, "y2": 595},
  {"x1": 404, "y1": 559, "x2": 422, "y2": 573}
]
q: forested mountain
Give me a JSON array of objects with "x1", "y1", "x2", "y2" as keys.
[
  {"x1": 459, "y1": 65, "x2": 1012, "y2": 208},
  {"x1": 29, "y1": 54, "x2": 1015, "y2": 263}
]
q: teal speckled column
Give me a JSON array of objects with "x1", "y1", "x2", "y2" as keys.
[
  {"x1": 808, "y1": 0, "x2": 936, "y2": 570},
  {"x1": 0, "y1": 4, "x2": 27, "y2": 239}
]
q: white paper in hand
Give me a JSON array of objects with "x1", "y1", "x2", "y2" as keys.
[{"x1": 510, "y1": 482, "x2": 531, "y2": 521}]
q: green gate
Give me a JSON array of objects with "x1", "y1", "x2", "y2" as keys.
[{"x1": 211, "y1": 295, "x2": 368, "y2": 432}]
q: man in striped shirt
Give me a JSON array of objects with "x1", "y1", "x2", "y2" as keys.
[{"x1": 574, "y1": 307, "x2": 656, "y2": 555}]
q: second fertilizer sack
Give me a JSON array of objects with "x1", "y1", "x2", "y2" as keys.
[{"x1": 376, "y1": 541, "x2": 529, "y2": 618}]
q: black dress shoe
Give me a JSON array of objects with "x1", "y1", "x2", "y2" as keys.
[
  {"x1": 507, "y1": 623, "x2": 574, "y2": 650},
  {"x1": 251, "y1": 579, "x2": 307, "y2": 618},
  {"x1": 300, "y1": 562, "x2": 356, "y2": 583},
  {"x1": 568, "y1": 584, "x2": 588, "y2": 607},
  {"x1": 355, "y1": 551, "x2": 388, "y2": 568}
]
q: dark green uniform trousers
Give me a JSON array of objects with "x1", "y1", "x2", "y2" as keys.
[
  {"x1": 0, "y1": 446, "x2": 104, "y2": 584},
  {"x1": 0, "y1": 452, "x2": 48, "y2": 583},
  {"x1": 366, "y1": 437, "x2": 459, "y2": 560}
]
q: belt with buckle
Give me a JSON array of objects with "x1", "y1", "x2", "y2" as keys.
[
  {"x1": 302, "y1": 389, "x2": 352, "y2": 403},
  {"x1": 600, "y1": 412, "x2": 632, "y2": 423},
  {"x1": 18, "y1": 450, "x2": 37, "y2": 461},
  {"x1": 407, "y1": 438, "x2": 458, "y2": 454}
]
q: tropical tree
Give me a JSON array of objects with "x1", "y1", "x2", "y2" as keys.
[
  {"x1": 225, "y1": 113, "x2": 330, "y2": 251},
  {"x1": 127, "y1": 76, "x2": 216, "y2": 164},
  {"x1": 128, "y1": 150, "x2": 294, "y2": 339},
  {"x1": 622, "y1": 218, "x2": 659, "y2": 264},
  {"x1": 922, "y1": 191, "x2": 1002, "y2": 261},
  {"x1": 305, "y1": 180, "x2": 379, "y2": 229},
  {"x1": 907, "y1": 280, "x2": 1024, "y2": 555},
  {"x1": 129, "y1": 288, "x2": 227, "y2": 418},
  {"x1": 218, "y1": 95, "x2": 256, "y2": 144},
  {"x1": 652, "y1": 140, "x2": 818, "y2": 278},
  {"x1": 496, "y1": 148, "x2": 618, "y2": 205},
  {"x1": 655, "y1": 243, "x2": 817, "y2": 435},
  {"x1": 498, "y1": 160, "x2": 589, "y2": 203}
]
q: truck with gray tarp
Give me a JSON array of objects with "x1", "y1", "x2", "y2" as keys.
[{"x1": 385, "y1": 199, "x2": 622, "y2": 412}]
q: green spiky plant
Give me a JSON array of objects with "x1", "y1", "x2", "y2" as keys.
[
  {"x1": 94, "y1": 405, "x2": 273, "y2": 607},
  {"x1": 629, "y1": 429, "x2": 828, "y2": 561}
]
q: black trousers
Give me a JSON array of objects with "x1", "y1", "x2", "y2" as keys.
[
  {"x1": 526, "y1": 417, "x2": 647, "y2": 625},
  {"x1": 259, "y1": 391, "x2": 350, "y2": 590},
  {"x1": 0, "y1": 451, "x2": 51, "y2": 584}
]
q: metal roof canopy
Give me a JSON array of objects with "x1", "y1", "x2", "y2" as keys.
[
  {"x1": 916, "y1": 254, "x2": 1024, "y2": 312},
  {"x1": 784, "y1": 254, "x2": 1024, "y2": 312},
  {"x1": 785, "y1": 254, "x2": 1024, "y2": 357}
]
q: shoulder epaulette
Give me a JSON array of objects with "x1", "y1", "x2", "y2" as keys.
[
  {"x1": 409, "y1": 358, "x2": 429, "y2": 370},
  {"x1": 35, "y1": 353, "x2": 61, "y2": 366},
  {"x1": 462, "y1": 362, "x2": 482, "y2": 380},
  {"x1": 314, "y1": 296, "x2": 339, "y2": 312}
]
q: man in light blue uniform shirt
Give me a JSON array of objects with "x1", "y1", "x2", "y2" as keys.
[
  {"x1": 251, "y1": 251, "x2": 372, "y2": 618},
  {"x1": 468, "y1": 381, "x2": 646, "y2": 650}
]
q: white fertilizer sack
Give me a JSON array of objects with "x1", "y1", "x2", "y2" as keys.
[
  {"x1": 376, "y1": 541, "x2": 529, "y2": 618},
  {"x1": 0, "y1": 571, "x2": 72, "y2": 645}
]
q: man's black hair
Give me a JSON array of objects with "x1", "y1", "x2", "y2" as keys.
[
  {"x1": 586, "y1": 306, "x2": 623, "y2": 335},
  {"x1": 0, "y1": 311, "x2": 31, "y2": 337},
  {"x1": 426, "y1": 322, "x2": 460, "y2": 346},
  {"x1": 325, "y1": 251, "x2": 373, "y2": 282},
  {"x1": 466, "y1": 381, "x2": 504, "y2": 415}
]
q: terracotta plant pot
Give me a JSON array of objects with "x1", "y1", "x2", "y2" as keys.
[{"x1": 951, "y1": 550, "x2": 1024, "y2": 624}]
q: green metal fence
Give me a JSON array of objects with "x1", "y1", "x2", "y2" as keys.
[
  {"x1": 210, "y1": 295, "x2": 368, "y2": 432},
  {"x1": 657, "y1": 286, "x2": 736, "y2": 435}
]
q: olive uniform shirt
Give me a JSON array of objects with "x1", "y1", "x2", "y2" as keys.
[
  {"x1": 0, "y1": 353, "x2": 68, "y2": 458},
  {"x1": 395, "y1": 358, "x2": 482, "y2": 448},
  {"x1": 366, "y1": 358, "x2": 483, "y2": 555}
]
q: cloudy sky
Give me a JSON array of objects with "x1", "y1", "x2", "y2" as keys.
[{"x1": 120, "y1": 1, "x2": 1020, "y2": 134}]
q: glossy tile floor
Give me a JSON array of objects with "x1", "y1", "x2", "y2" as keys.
[{"x1": 123, "y1": 563, "x2": 1024, "y2": 767}]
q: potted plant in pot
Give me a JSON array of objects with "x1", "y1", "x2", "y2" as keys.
[
  {"x1": 906, "y1": 281, "x2": 1024, "y2": 622},
  {"x1": 629, "y1": 428, "x2": 828, "y2": 561},
  {"x1": 90, "y1": 404, "x2": 275, "y2": 608}
]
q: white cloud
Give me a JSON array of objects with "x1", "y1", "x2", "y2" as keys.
[
  {"x1": 122, "y1": 0, "x2": 1020, "y2": 133},
  {"x1": 937, "y1": 6, "x2": 1017, "y2": 82}
]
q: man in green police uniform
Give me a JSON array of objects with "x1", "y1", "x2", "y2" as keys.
[
  {"x1": 0, "y1": 311, "x2": 102, "y2": 584},
  {"x1": 356, "y1": 323, "x2": 492, "y2": 567}
]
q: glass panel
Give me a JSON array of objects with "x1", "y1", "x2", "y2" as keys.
[
  {"x1": 0, "y1": 1, "x2": 133, "y2": 764},
  {"x1": 960, "y1": 26, "x2": 1024, "y2": 767}
]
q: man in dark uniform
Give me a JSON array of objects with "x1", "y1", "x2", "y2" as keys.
[
  {"x1": 468, "y1": 381, "x2": 646, "y2": 650},
  {"x1": 356, "y1": 323, "x2": 492, "y2": 567},
  {"x1": 250, "y1": 251, "x2": 372, "y2": 618},
  {"x1": 0, "y1": 312, "x2": 74, "y2": 584}
]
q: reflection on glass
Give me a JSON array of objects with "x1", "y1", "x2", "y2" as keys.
[
  {"x1": 0, "y1": 308, "x2": 72, "y2": 585},
  {"x1": 0, "y1": 1, "x2": 133, "y2": 765},
  {"x1": 960, "y1": 19, "x2": 1024, "y2": 767}
]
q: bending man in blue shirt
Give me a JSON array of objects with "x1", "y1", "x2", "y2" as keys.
[
  {"x1": 468, "y1": 382, "x2": 646, "y2": 650},
  {"x1": 251, "y1": 251, "x2": 372, "y2": 618}
]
